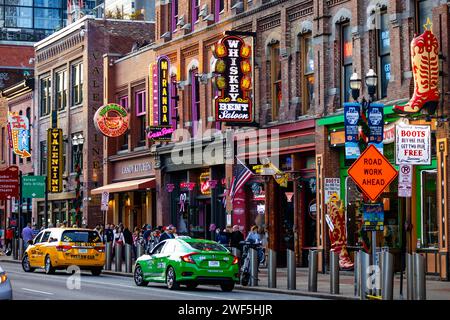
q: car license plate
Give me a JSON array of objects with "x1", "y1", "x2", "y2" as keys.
[
  {"x1": 209, "y1": 261, "x2": 220, "y2": 267},
  {"x1": 78, "y1": 249, "x2": 88, "y2": 254}
]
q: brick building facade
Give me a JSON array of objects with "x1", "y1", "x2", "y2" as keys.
[
  {"x1": 0, "y1": 78, "x2": 34, "y2": 236},
  {"x1": 32, "y1": 16, "x2": 154, "y2": 228}
]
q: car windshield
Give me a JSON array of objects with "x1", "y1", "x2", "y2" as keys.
[
  {"x1": 187, "y1": 242, "x2": 228, "y2": 252},
  {"x1": 61, "y1": 230, "x2": 102, "y2": 243}
]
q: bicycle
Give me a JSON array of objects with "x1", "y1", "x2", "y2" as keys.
[{"x1": 239, "y1": 241, "x2": 263, "y2": 286}]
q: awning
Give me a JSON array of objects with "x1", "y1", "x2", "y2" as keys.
[{"x1": 91, "y1": 178, "x2": 155, "y2": 195}]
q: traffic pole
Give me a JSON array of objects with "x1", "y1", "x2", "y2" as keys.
[
  {"x1": 18, "y1": 170, "x2": 22, "y2": 257},
  {"x1": 44, "y1": 176, "x2": 49, "y2": 228}
]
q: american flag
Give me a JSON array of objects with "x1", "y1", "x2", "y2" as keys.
[{"x1": 229, "y1": 158, "x2": 253, "y2": 202}]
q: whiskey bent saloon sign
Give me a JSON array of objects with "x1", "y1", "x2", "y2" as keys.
[{"x1": 213, "y1": 35, "x2": 253, "y2": 124}]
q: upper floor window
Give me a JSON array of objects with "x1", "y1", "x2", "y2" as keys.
[
  {"x1": 378, "y1": 11, "x2": 391, "y2": 99},
  {"x1": 40, "y1": 76, "x2": 51, "y2": 116},
  {"x1": 191, "y1": 0, "x2": 200, "y2": 30},
  {"x1": 214, "y1": 0, "x2": 225, "y2": 22},
  {"x1": 270, "y1": 42, "x2": 281, "y2": 121},
  {"x1": 416, "y1": 0, "x2": 433, "y2": 33},
  {"x1": 135, "y1": 91, "x2": 146, "y2": 147},
  {"x1": 40, "y1": 141, "x2": 47, "y2": 175},
  {"x1": 71, "y1": 63, "x2": 83, "y2": 106},
  {"x1": 171, "y1": 75, "x2": 179, "y2": 128},
  {"x1": 191, "y1": 70, "x2": 200, "y2": 137},
  {"x1": 171, "y1": 0, "x2": 179, "y2": 32},
  {"x1": 119, "y1": 95, "x2": 129, "y2": 150},
  {"x1": 56, "y1": 69, "x2": 68, "y2": 110},
  {"x1": 301, "y1": 33, "x2": 314, "y2": 114},
  {"x1": 341, "y1": 23, "x2": 353, "y2": 104}
]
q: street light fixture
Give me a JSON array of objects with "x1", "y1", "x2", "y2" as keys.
[
  {"x1": 350, "y1": 71, "x2": 362, "y2": 101},
  {"x1": 365, "y1": 69, "x2": 378, "y2": 99}
]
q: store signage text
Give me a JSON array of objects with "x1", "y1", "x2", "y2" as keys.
[
  {"x1": 121, "y1": 162, "x2": 153, "y2": 175},
  {"x1": 94, "y1": 103, "x2": 129, "y2": 137},
  {"x1": 324, "y1": 178, "x2": 340, "y2": 204},
  {"x1": 396, "y1": 124, "x2": 431, "y2": 165},
  {"x1": 213, "y1": 35, "x2": 253, "y2": 124},
  {"x1": 47, "y1": 128, "x2": 63, "y2": 193}
]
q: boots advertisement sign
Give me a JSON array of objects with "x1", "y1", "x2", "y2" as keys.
[
  {"x1": 212, "y1": 35, "x2": 253, "y2": 124},
  {"x1": 393, "y1": 19, "x2": 439, "y2": 114},
  {"x1": 395, "y1": 124, "x2": 431, "y2": 165}
]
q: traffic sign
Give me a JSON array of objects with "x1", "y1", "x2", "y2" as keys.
[
  {"x1": 348, "y1": 144, "x2": 398, "y2": 201},
  {"x1": 22, "y1": 175, "x2": 46, "y2": 198},
  {"x1": 0, "y1": 166, "x2": 19, "y2": 200}
]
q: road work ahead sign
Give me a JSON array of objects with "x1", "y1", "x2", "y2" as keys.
[{"x1": 348, "y1": 144, "x2": 398, "y2": 201}]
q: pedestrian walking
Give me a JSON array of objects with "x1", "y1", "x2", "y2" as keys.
[
  {"x1": 104, "y1": 223, "x2": 114, "y2": 243},
  {"x1": 132, "y1": 227, "x2": 141, "y2": 259},
  {"x1": 22, "y1": 223, "x2": 34, "y2": 250}
]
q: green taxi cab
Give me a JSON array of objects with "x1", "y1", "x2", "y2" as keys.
[{"x1": 134, "y1": 237, "x2": 239, "y2": 291}]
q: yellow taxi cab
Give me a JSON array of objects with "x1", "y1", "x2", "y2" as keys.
[{"x1": 22, "y1": 228, "x2": 105, "y2": 276}]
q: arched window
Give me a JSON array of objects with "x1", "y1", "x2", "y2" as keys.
[
  {"x1": 340, "y1": 22, "x2": 353, "y2": 104},
  {"x1": 377, "y1": 9, "x2": 391, "y2": 99},
  {"x1": 270, "y1": 42, "x2": 281, "y2": 121},
  {"x1": 300, "y1": 32, "x2": 314, "y2": 114}
]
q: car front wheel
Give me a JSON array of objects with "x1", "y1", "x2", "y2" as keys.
[
  {"x1": 44, "y1": 255, "x2": 55, "y2": 274},
  {"x1": 134, "y1": 265, "x2": 148, "y2": 286},
  {"x1": 166, "y1": 266, "x2": 179, "y2": 290},
  {"x1": 22, "y1": 254, "x2": 35, "y2": 273}
]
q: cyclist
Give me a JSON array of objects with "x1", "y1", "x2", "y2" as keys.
[{"x1": 245, "y1": 225, "x2": 264, "y2": 264}]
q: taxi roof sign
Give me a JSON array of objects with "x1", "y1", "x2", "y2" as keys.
[{"x1": 348, "y1": 144, "x2": 398, "y2": 202}]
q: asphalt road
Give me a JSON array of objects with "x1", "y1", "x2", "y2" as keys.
[{"x1": 1, "y1": 263, "x2": 321, "y2": 300}]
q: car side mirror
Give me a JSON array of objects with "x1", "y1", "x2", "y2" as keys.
[{"x1": 27, "y1": 240, "x2": 33, "y2": 245}]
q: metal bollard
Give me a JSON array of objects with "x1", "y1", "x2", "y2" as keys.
[
  {"x1": 308, "y1": 250, "x2": 318, "y2": 292},
  {"x1": 115, "y1": 243, "x2": 123, "y2": 272},
  {"x1": 287, "y1": 249, "x2": 296, "y2": 290},
  {"x1": 381, "y1": 251, "x2": 394, "y2": 300},
  {"x1": 330, "y1": 250, "x2": 339, "y2": 294},
  {"x1": 13, "y1": 239, "x2": 18, "y2": 260},
  {"x1": 354, "y1": 251, "x2": 360, "y2": 296},
  {"x1": 359, "y1": 250, "x2": 370, "y2": 300},
  {"x1": 18, "y1": 239, "x2": 24, "y2": 259},
  {"x1": 105, "y1": 242, "x2": 112, "y2": 270},
  {"x1": 268, "y1": 249, "x2": 277, "y2": 288},
  {"x1": 125, "y1": 244, "x2": 132, "y2": 273},
  {"x1": 136, "y1": 244, "x2": 144, "y2": 258},
  {"x1": 406, "y1": 253, "x2": 414, "y2": 300},
  {"x1": 249, "y1": 248, "x2": 258, "y2": 286},
  {"x1": 414, "y1": 253, "x2": 426, "y2": 300}
]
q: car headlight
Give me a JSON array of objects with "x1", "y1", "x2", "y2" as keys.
[{"x1": 0, "y1": 273, "x2": 7, "y2": 284}]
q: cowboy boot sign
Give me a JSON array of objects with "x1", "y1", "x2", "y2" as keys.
[{"x1": 394, "y1": 18, "x2": 439, "y2": 115}]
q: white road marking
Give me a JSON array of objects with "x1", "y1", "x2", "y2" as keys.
[{"x1": 21, "y1": 288, "x2": 54, "y2": 295}]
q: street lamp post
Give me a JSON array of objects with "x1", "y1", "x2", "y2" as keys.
[
  {"x1": 72, "y1": 134, "x2": 84, "y2": 227},
  {"x1": 350, "y1": 69, "x2": 379, "y2": 287}
]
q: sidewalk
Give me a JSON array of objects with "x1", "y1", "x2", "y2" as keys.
[{"x1": 2, "y1": 254, "x2": 449, "y2": 300}]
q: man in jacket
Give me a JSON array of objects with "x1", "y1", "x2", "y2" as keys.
[{"x1": 159, "y1": 225, "x2": 175, "y2": 242}]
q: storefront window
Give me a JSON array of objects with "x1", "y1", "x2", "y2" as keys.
[
  {"x1": 421, "y1": 170, "x2": 438, "y2": 248},
  {"x1": 416, "y1": 0, "x2": 433, "y2": 33}
]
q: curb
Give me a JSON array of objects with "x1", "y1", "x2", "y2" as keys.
[{"x1": 234, "y1": 285, "x2": 358, "y2": 300}]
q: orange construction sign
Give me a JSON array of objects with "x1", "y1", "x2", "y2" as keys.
[{"x1": 348, "y1": 144, "x2": 398, "y2": 202}]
